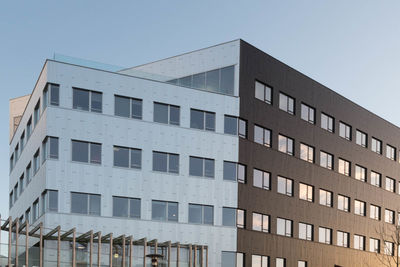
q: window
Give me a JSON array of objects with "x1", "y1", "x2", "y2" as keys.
[
  {"x1": 338, "y1": 195, "x2": 350, "y2": 212},
  {"x1": 33, "y1": 149, "x2": 40, "y2": 174},
  {"x1": 298, "y1": 261, "x2": 307, "y2": 267},
  {"x1": 354, "y1": 235, "x2": 365, "y2": 250},
  {"x1": 386, "y1": 177, "x2": 395, "y2": 193},
  {"x1": 253, "y1": 169, "x2": 270, "y2": 190},
  {"x1": 113, "y1": 146, "x2": 142, "y2": 169},
  {"x1": 319, "y1": 189, "x2": 332, "y2": 207},
  {"x1": 255, "y1": 80, "x2": 272, "y2": 104},
  {"x1": 337, "y1": 231, "x2": 349, "y2": 247},
  {"x1": 19, "y1": 174, "x2": 24, "y2": 195},
  {"x1": 252, "y1": 212, "x2": 269, "y2": 233},
  {"x1": 189, "y1": 156, "x2": 215, "y2": 178},
  {"x1": 13, "y1": 184, "x2": 18, "y2": 203},
  {"x1": 299, "y1": 222, "x2": 313, "y2": 241},
  {"x1": 371, "y1": 137, "x2": 382, "y2": 154},
  {"x1": 300, "y1": 143, "x2": 314, "y2": 163},
  {"x1": 73, "y1": 88, "x2": 102, "y2": 113},
  {"x1": 370, "y1": 238, "x2": 380, "y2": 253},
  {"x1": 26, "y1": 162, "x2": 31, "y2": 185},
  {"x1": 370, "y1": 205, "x2": 381, "y2": 220},
  {"x1": 32, "y1": 198, "x2": 39, "y2": 222},
  {"x1": 152, "y1": 151, "x2": 179, "y2": 174},
  {"x1": 43, "y1": 83, "x2": 60, "y2": 108},
  {"x1": 26, "y1": 116, "x2": 32, "y2": 139},
  {"x1": 151, "y1": 200, "x2": 178, "y2": 222},
  {"x1": 112, "y1": 196, "x2": 141, "y2": 218},
  {"x1": 237, "y1": 209, "x2": 245, "y2": 228},
  {"x1": 299, "y1": 183, "x2": 313, "y2": 202},
  {"x1": 371, "y1": 171, "x2": 381, "y2": 187},
  {"x1": 254, "y1": 125, "x2": 271, "y2": 147},
  {"x1": 114, "y1": 95, "x2": 142, "y2": 119},
  {"x1": 20, "y1": 131, "x2": 25, "y2": 152},
  {"x1": 354, "y1": 200, "x2": 366, "y2": 216},
  {"x1": 386, "y1": 145, "x2": 396, "y2": 161},
  {"x1": 277, "y1": 176, "x2": 293, "y2": 196},
  {"x1": 14, "y1": 144, "x2": 19, "y2": 162},
  {"x1": 25, "y1": 208, "x2": 31, "y2": 223},
  {"x1": 190, "y1": 109, "x2": 215, "y2": 131},
  {"x1": 34, "y1": 100, "x2": 40, "y2": 126},
  {"x1": 42, "y1": 190, "x2": 58, "y2": 212},
  {"x1": 10, "y1": 154, "x2": 14, "y2": 172},
  {"x1": 385, "y1": 241, "x2": 394, "y2": 256},
  {"x1": 42, "y1": 137, "x2": 59, "y2": 163},
  {"x1": 385, "y1": 209, "x2": 395, "y2": 224},
  {"x1": 278, "y1": 135, "x2": 294, "y2": 156},
  {"x1": 355, "y1": 165, "x2": 366, "y2": 182},
  {"x1": 223, "y1": 208, "x2": 244, "y2": 228},
  {"x1": 71, "y1": 192, "x2": 101, "y2": 216},
  {"x1": 222, "y1": 252, "x2": 245, "y2": 267},
  {"x1": 153, "y1": 102, "x2": 180, "y2": 125},
  {"x1": 338, "y1": 158, "x2": 350, "y2": 176},
  {"x1": 318, "y1": 227, "x2": 332, "y2": 244},
  {"x1": 72, "y1": 140, "x2": 101, "y2": 164},
  {"x1": 321, "y1": 113, "x2": 334, "y2": 133},
  {"x1": 301, "y1": 103, "x2": 315, "y2": 124},
  {"x1": 251, "y1": 254, "x2": 269, "y2": 267},
  {"x1": 223, "y1": 162, "x2": 246, "y2": 183},
  {"x1": 188, "y1": 204, "x2": 213, "y2": 225},
  {"x1": 356, "y1": 130, "x2": 367, "y2": 147},
  {"x1": 224, "y1": 115, "x2": 247, "y2": 138},
  {"x1": 339, "y1": 122, "x2": 351, "y2": 141},
  {"x1": 276, "y1": 258, "x2": 286, "y2": 267},
  {"x1": 279, "y1": 93, "x2": 295, "y2": 115},
  {"x1": 277, "y1": 218, "x2": 292, "y2": 237}
]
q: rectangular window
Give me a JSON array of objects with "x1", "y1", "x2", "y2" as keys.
[
  {"x1": 239, "y1": 118, "x2": 247, "y2": 138},
  {"x1": 385, "y1": 241, "x2": 394, "y2": 256},
  {"x1": 298, "y1": 261, "x2": 307, "y2": 267},
  {"x1": 190, "y1": 109, "x2": 216, "y2": 131},
  {"x1": 354, "y1": 200, "x2": 366, "y2": 216},
  {"x1": 338, "y1": 195, "x2": 350, "y2": 212},
  {"x1": 71, "y1": 192, "x2": 101, "y2": 216},
  {"x1": 386, "y1": 177, "x2": 395, "y2": 193},
  {"x1": 338, "y1": 158, "x2": 350, "y2": 176},
  {"x1": 73, "y1": 88, "x2": 102, "y2": 113},
  {"x1": 356, "y1": 130, "x2": 367, "y2": 147},
  {"x1": 277, "y1": 218, "x2": 292, "y2": 237},
  {"x1": 20, "y1": 131, "x2": 25, "y2": 152},
  {"x1": 370, "y1": 204, "x2": 381, "y2": 220},
  {"x1": 19, "y1": 174, "x2": 24, "y2": 195},
  {"x1": 188, "y1": 204, "x2": 213, "y2": 225},
  {"x1": 277, "y1": 176, "x2": 293, "y2": 196},
  {"x1": 221, "y1": 252, "x2": 245, "y2": 267},
  {"x1": 224, "y1": 115, "x2": 247, "y2": 138},
  {"x1": 354, "y1": 235, "x2": 365, "y2": 250},
  {"x1": 189, "y1": 156, "x2": 215, "y2": 178},
  {"x1": 14, "y1": 144, "x2": 19, "y2": 162},
  {"x1": 337, "y1": 231, "x2": 350, "y2": 247},
  {"x1": 237, "y1": 209, "x2": 245, "y2": 229},
  {"x1": 10, "y1": 154, "x2": 14, "y2": 172},
  {"x1": 34, "y1": 100, "x2": 40, "y2": 126},
  {"x1": 154, "y1": 102, "x2": 180, "y2": 125},
  {"x1": 251, "y1": 254, "x2": 269, "y2": 267},
  {"x1": 152, "y1": 151, "x2": 179, "y2": 174},
  {"x1": 25, "y1": 208, "x2": 31, "y2": 223},
  {"x1": 276, "y1": 258, "x2": 286, "y2": 267},
  {"x1": 113, "y1": 196, "x2": 141, "y2": 218},
  {"x1": 385, "y1": 209, "x2": 395, "y2": 224},
  {"x1": 72, "y1": 140, "x2": 102, "y2": 164},
  {"x1": 319, "y1": 189, "x2": 332, "y2": 207},
  {"x1": 371, "y1": 137, "x2": 382, "y2": 154},
  {"x1": 42, "y1": 190, "x2": 58, "y2": 212},
  {"x1": 255, "y1": 80, "x2": 272, "y2": 104},
  {"x1": 252, "y1": 212, "x2": 269, "y2": 233},
  {"x1": 253, "y1": 169, "x2": 270, "y2": 190},
  {"x1": 114, "y1": 95, "x2": 143, "y2": 119},
  {"x1": 26, "y1": 162, "x2": 31, "y2": 185},
  {"x1": 113, "y1": 146, "x2": 142, "y2": 169},
  {"x1": 27, "y1": 117, "x2": 32, "y2": 139},
  {"x1": 42, "y1": 136, "x2": 59, "y2": 163},
  {"x1": 320, "y1": 151, "x2": 333, "y2": 170},
  {"x1": 301, "y1": 103, "x2": 315, "y2": 124},
  {"x1": 279, "y1": 92, "x2": 295, "y2": 115},
  {"x1": 9, "y1": 192, "x2": 13, "y2": 209},
  {"x1": 300, "y1": 143, "x2": 314, "y2": 163},
  {"x1": 278, "y1": 135, "x2": 294, "y2": 156},
  {"x1": 339, "y1": 122, "x2": 351, "y2": 141},
  {"x1": 223, "y1": 161, "x2": 246, "y2": 183},
  {"x1": 371, "y1": 171, "x2": 381, "y2": 187},
  {"x1": 14, "y1": 184, "x2": 18, "y2": 203},
  {"x1": 222, "y1": 207, "x2": 237, "y2": 227},
  {"x1": 355, "y1": 165, "x2": 366, "y2": 182},
  {"x1": 386, "y1": 145, "x2": 396, "y2": 161},
  {"x1": 370, "y1": 238, "x2": 380, "y2": 253},
  {"x1": 299, "y1": 183, "x2": 313, "y2": 202},
  {"x1": 254, "y1": 125, "x2": 271, "y2": 147},
  {"x1": 318, "y1": 227, "x2": 332, "y2": 244},
  {"x1": 321, "y1": 113, "x2": 334, "y2": 133},
  {"x1": 32, "y1": 198, "x2": 39, "y2": 221},
  {"x1": 151, "y1": 200, "x2": 178, "y2": 222},
  {"x1": 43, "y1": 83, "x2": 60, "y2": 109},
  {"x1": 299, "y1": 222, "x2": 313, "y2": 241},
  {"x1": 33, "y1": 149, "x2": 40, "y2": 174}
]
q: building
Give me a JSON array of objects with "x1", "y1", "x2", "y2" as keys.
[{"x1": 8, "y1": 39, "x2": 400, "y2": 267}]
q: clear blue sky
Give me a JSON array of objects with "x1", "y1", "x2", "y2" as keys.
[{"x1": 1, "y1": 1, "x2": 400, "y2": 218}]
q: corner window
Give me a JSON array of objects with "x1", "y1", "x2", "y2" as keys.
[
  {"x1": 42, "y1": 136, "x2": 59, "y2": 163},
  {"x1": 356, "y1": 130, "x2": 367, "y2": 148},
  {"x1": 222, "y1": 207, "x2": 237, "y2": 227},
  {"x1": 252, "y1": 212, "x2": 269, "y2": 232},
  {"x1": 151, "y1": 200, "x2": 178, "y2": 222},
  {"x1": 113, "y1": 146, "x2": 142, "y2": 169},
  {"x1": 43, "y1": 83, "x2": 60, "y2": 109},
  {"x1": 71, "y1": 192, "x2": 101, "y2": 216},
  {"x1": 279, "y1": 93, "x2": 295, "y2": 115},
  {"x1": 371, "y1": 137, "x2": 382, "y2": 154},
  {"x1": 255, "y1": 80, "x2": 272, "y2": 104},
  {"x1": 113, "y1": 196, "x2": 141, "y2": 218},
  {"x1": 190, "y1": 109, "x2": 215, "y2": 131},
  {"x1": 73, "y1": 88, "x2": 102, "y2": 113},
  {"x1": 72, "y1": 140, "x2": 102, "y2": 164},
  {"x1": 189, "y1": 156, "x2": 215, "y2": 178},
  {"x1": 301, "y1": 103, "x2": 315, "y2": 124},
  {"x1": 188, "y1": 204, "x2": 213, "y2": 225},
  {"x1": 339, "y1": 122, "x2": 351, "y2": 141},
  {"x1": 42, "y1": 190, "x2": 58, "y2": 212},
  {"x1": 224, "y1": 115, "x2": 247, "y2": 138},
  {"x1": 114, "y1": 95, "x2": 142, "y2": 119},
  {"x1": 222, "y1": 252, "x2": 245, "y2": 267},
  {"x1": 254, "y1": 125, "x2": 271, "y2": 147},
  {"x1": 223, "y1": 161, "x2": 246, "y2": 183},
  {"x1": 154, "y1": 102, "x2": 180, "y2": 125},
  {"x1": 278, "y1": 134, "x2": 294, "y2": 156},
  {"x1": 152, "y1": 151, "x2": 179, "y2": 174}
]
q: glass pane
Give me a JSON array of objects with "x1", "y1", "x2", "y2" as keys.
[
  {"x1": 203, "y1": 206, "x2": 214, "y2": 225},
  {"x1": 254, "y1": 125, "x2": 264, "y2": 144},
  {"x1": 221, "y1": 252, "x2": 235, "y2": 267},
  {"x1": 189, "y1": 157, "x2": 203, "y2": 176},
  {"x1": 154, "y1": 103, "x2": 168, "y2": 123},
  {"x1": 130, "y1": 149, "x2": 142, "y2": 169},
  {"x1": 222, "y1": 208, "x2": 236, "y2": 226},
  {"x1": 252, "y1": 255, "x2": 261, "y2": 267},
  {"x1": 89, "y1": 195, "x2": 101, "y2": 215},
  {"x1": 113, "y1": 197, "x2": 129, "y2": 217},
  {"x1": 153, "y1": 152, "x2": 168, "y2": 172},
  {"x1": 114, "y1": 146, "x2": 129, "y2": 167},
  {"x1": 168, "y1": 202, "x2": 178, "y2": 221},
  {"x1": 253, "y1": 169, "x2": 263, "y2": 188},
  {"x1": 115, "y1": 96, "x2": 130, "y2": 117},
  {"x1": 220, "y1": 66, "x2": 234, "y2": 95},
  {"x1": 204, "y1": 159, "x2": 215, "y2": 178},
  {"x1": 129, "y1": 198, "x2": 141, "y2": 218},
  {"x1": 205, "y1": 69, "x2": 219, "y2": 92},
  {"x1": 255, "y1": 81, "x2": 264, "y2": 101},
  {"x1": 43, "y1": 88, "x2": 48, "y2": 110},
  {"x1": 71, "y1": 193, "x2": 88, "y2": 214},
  {"x1": 73, "y1": 89, "x2": 89, "y2": 111},
  {"x1": 169, "y1": 105, "x2": 180, "y2": 125},
  {"x1": 131, "y1": 99, "x2": 142, "y2": 119},
  {"x1": 48, "y1": 191, "x2": 58, "y2": 212},
  {"x1": 224, "y1": 116, "x2": 237, "y2": 135},
  {"x1": 179, "y1": 76, "x2": 192, "y2": 87},
  {"x1": 91, "y1": 92, "x2": 102, "y2": 113},
  {"x1": 277, "y1": 218, "x2": 284, "y2": 235},
  {"x1": 192, "y1": 72, "x2": 206, "y2": 89},
  {"x1": 188, "y1": 204, "x2": 202, "y2": 224},
  {"x1": 72, "y1": 141, "x2": 88, "y2": 163},
  {"x1": 205, "y1": 112, "x2": 215, "y2": 131},
  {"x1": 90, "y1": 143, "x2": 102, "y2": 164},
  {"x1": 190, "y1": 110, "x2": 204, "y2": 130},
  {"x1": 223, "y1": 162, "x2": 236, "y2": 181},
  {"x1": 50, "y1": 84, "x2": 60, "y2": 106},
  {"x1": 152, "y1": 201, "x2": 167, "y2": 221},
  {"x1": 239, "y1": 119, "x2": 246, "y2": 137},
  {"x1": 168, "y1": 154, "x2": 179, "y2": 174},
  {"x1": 49, "y1": 137, "x2": 59, "y2": 159}
]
